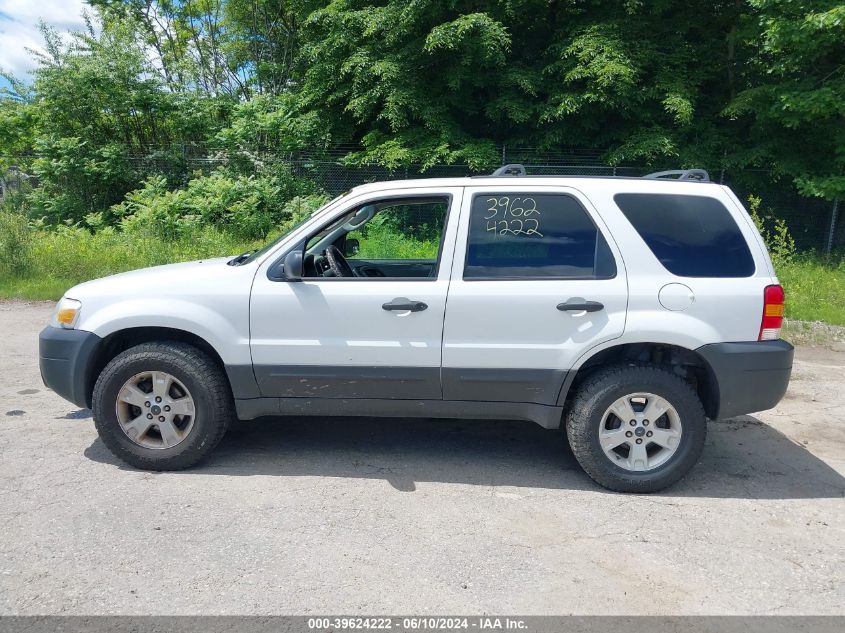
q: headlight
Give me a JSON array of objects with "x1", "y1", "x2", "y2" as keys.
[{"x1": 51, "y1": 297, "x2": 82, "y2": 329}]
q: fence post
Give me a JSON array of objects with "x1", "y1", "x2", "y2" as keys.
[
  {"x1": 501, "y1": 145, "x2": 506, "y2": 166},
  {"x1": 825, "y1": 199, "x2": 840, "y2": 256}
]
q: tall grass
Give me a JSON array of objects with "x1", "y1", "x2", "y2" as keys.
[
  {"x1": 354, "y1": 224, "x2": 438, "y2": 260},
  {"x1": 0, "y1": 221, "x2": 255, "y2": 300},
  {"x1": 777, "y1": 255, "x2": 845, "y2": 326}
]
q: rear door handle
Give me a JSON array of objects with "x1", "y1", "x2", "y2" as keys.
[
  {"x1": 382, "y1": 297, "x2": 428, "y2": 312},
  {"x1": 557, "y1": 300, "x2": 604, "y2": 312}
]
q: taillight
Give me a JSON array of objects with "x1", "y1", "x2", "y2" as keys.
[{"x1": 759, "y1": 284, "x2": 785, "y2": 341}]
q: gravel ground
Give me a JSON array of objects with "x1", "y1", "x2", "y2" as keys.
[{"x1": 0, "y1": 301, "x2": 843, "y2": 615}]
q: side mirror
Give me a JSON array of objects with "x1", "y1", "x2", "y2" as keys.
[
  {"x1": 344, "y1": 238, "x2": 360, "y2": 257},
  {"x1": 283, "y1": 250, "x2": 303, "y2": 281}
]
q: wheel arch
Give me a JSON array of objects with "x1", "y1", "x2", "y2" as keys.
[
  {"x1": 85, "y1": 327, "x2": 232, "y2": 409},
  {"x1": 558, "y1": 342, "x2": 720, "y2": 419}
]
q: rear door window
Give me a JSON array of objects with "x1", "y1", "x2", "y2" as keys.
[
  {"x1": 464, "y1": 193, "x2": 616, "y2": 280},
  {"x1": 613, "y1": 193, "x2": 754, "y2": 277}
]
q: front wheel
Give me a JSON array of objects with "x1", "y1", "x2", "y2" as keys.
[
  {"x1": 565, "y1": 365, "x2": 707, "y2": 493},
  {"x1": 92, "y1": 342, "x2": 233, "y2": 470}
]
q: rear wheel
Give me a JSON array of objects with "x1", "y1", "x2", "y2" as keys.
[
  {"x1": 565, "y1": 365, "x2": 706, "y2": 493},
  {"x1": 92, "y1": 342, "x2": 233, "y2": 470}
]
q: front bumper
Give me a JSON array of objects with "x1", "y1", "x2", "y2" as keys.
[
  {"x1": 39, "y1": 327, "x2": 102, "y2": 408},
  {"x1": 697, "y1": 339, "x2": 794, "y2": 419}
]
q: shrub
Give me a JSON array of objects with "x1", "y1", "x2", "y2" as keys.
[
  {"x1": 748, "y1": 194, "x2": 796, "y2": 270},
  {"x1": 0, "y1": 210, "x2": 33, "y2": 275},
  {"x1": 27, "y1": 138, "x2": 138, "y2": 226},
  {"x1": 113, "y1": 169, "x2": 319, "y2": 240},
  {"x1": 277, "y1": 194, "x2": 330, "y2": 232},
  {"x1": 113, "y1": 175, "x2": 193, "y2": 241}
]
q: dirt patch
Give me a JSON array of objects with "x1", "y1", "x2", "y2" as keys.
[{"x1": 783, "y1": 319, "x2": 845, "y2": 348}]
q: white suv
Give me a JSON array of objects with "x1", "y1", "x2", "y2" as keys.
[{"x1": 39, "y1": 167, "x2": 793, "y2": 492}]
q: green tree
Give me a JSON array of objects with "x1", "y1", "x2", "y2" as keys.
[
  {"x1": 90, "y1": 0, "x2": 309, "y2": 98},
  {"x1": 726, "y1": 0, "x2": 845, "y2": 200},
  {"x1": 223, "y1": 0, "x2": 310, "y2": 96},
  {"x1": 293, "y1": 1, "x2": 758, "y2": 170},
  {"x1": 6, "y1": 15, "x2": 235, "y2": 224}
]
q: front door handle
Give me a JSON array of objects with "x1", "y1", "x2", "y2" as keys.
[
  {"x1": 557, "y1": 300, "x2": 604, "y2": 313},
  {"x1": 382, "y1": 297, "x2": 428, "y2": 312}
]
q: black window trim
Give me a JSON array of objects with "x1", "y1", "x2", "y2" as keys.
[
  {"x1": 612, "y1": 192, "x2": 756, "y2": 279},
  {"x1": 461, "y1": 191, "x2": 618, "y2": 282},
  {"x1": 267, "y1": 193, "x2": 454, "y2": 283}
]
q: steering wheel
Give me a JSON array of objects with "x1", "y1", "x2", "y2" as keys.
[{"x1": 324, "y1": 245, "x2": 356, "y2": 277}]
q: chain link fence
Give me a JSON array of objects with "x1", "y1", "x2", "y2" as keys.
[{"x1": 0, "y1": 166, "x2": 31, "y2": 200}]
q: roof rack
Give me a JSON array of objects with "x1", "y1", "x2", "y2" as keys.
[
  {"x1": 643, "y1": 169, "x2": 710, "y2": 182},
  {"x1": 491, "y1": 164, "x2": 527, "y2": 176},
  {"x1": 486, "y1": 164, "x2": 711, "y2": 182}
]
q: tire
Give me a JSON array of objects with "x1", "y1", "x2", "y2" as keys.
[
  {"x1": 92, "y1": 342, "x2": 234, "y2": 470},
  {"x1": 565, "y1": 365, "x2": 706, "y2": 493}
]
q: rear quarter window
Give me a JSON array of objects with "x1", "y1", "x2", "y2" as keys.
[{"x1": 613, "y1": 193, "x2": 755, "y2": 278}]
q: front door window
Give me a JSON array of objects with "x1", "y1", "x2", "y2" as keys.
[{"x1": 303, "y1": 196, "x2": 449, "y2": 280}]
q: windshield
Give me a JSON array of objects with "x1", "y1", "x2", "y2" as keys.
[{"x1": 237, "y1": 193, "x2": 347, "y2": 265}]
